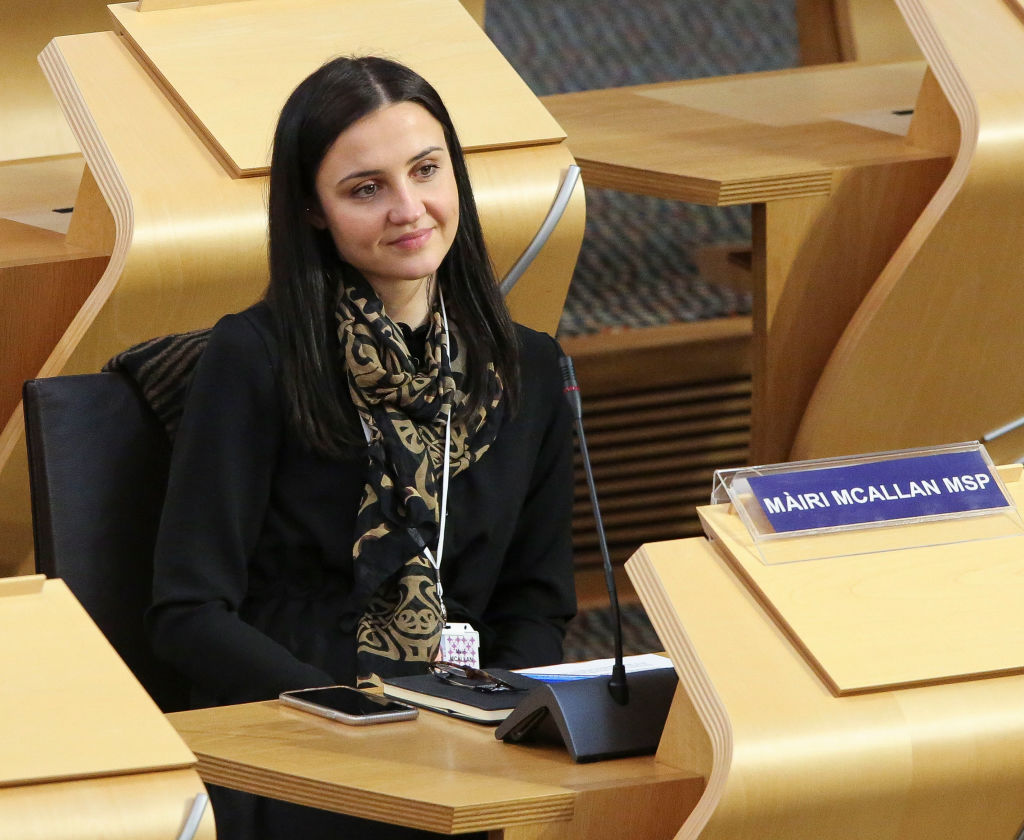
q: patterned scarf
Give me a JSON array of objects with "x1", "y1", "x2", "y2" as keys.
[{"x1": 336, "y1": 278, "x2": 503, "y2": 685}]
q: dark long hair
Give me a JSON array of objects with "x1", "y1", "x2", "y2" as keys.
[{"x1": 266, "y1": 56, "x2": 519, "y2": 456}]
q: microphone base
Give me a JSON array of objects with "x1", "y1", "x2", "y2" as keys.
[{"x1": 494, "y1": 667, "x2": 677, "y2": 763}]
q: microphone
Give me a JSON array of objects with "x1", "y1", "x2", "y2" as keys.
[
  {"x1": 559, "y1": 355, "x2": 628, "y2": 705},
  {"x1": 495, "y1": 354, "x2": 677, "y2": 762}
]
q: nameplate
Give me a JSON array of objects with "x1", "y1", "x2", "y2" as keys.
[{"x1": 747, "y1": 450, "x2": 1010, "y2": 533}]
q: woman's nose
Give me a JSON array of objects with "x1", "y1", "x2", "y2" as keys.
[{"x1": 388, "y1": 184, "x2": 425, "y2": 225}]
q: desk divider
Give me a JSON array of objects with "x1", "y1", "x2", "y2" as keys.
[{"x1": 0, "y1": 575, "x2": 213, "y2": 838}]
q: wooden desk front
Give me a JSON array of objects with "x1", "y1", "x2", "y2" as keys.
[
  {"x1": 168, "y1": 700, "x2": 703, "y2": 839},
  {"x1": 542, "y1": 61, "x2": 953, "y2": 464}
]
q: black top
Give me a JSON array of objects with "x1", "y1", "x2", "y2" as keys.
[{"x1": 147, "y1": 302, "x2": 576, "y2": 708}]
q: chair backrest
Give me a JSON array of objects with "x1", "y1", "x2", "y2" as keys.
[{"x1": 23, "y1": 372, "x2": 189, "y2": 712}]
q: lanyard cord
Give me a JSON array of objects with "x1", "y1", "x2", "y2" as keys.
[{"x1": 422, "y1": 293, "x2": 451, "y2": 614}]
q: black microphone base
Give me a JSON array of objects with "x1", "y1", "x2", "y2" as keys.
[{"x1": 494, "y1": 667, "x2": 678, "y2": 763}]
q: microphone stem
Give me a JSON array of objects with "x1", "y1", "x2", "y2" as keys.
[
  {"x1": 575, "y1": 419, "x2": 627, "y2": 684},
  {"x1": 561, "y1": 355, "x2": 629, "y2": 705}
]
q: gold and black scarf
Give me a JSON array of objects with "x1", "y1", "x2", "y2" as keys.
[{"x1": 336, "y1": 279, "x2": 503, "y2": 685}]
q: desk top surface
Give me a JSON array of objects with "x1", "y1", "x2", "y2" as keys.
[
  {"x1": 169, "y1": 698, "x2": 702, "y2": 835},
  {"x1": 542, "y1": 60, "x2": 949, "y2": 205},
  {"x1": 109, "y1": 0, "x2": 565, "y2": 177},
  {"x1": 0, "y1": 578, "x2": 195, "y2": 788}
]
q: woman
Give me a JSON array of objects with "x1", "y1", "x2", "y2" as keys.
[{"x1": 147, "y1": 56, "x2": 576, "y2": 838}]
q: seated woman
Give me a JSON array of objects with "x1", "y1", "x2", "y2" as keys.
[{"x1": 146, "y1": 56, "x2": 576, "y2": 839}]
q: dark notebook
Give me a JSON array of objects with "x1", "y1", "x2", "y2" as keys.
[{"x1": 381, "y1": 669, "x2": 541, "y2": 724}]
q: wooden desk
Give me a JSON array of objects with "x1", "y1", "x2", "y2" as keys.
[
  {"x1": 628, "y1": 525, "x2": 1024, "y2": 840},
  {"x1": 0, "y1": 576, "x2": 213, "y2": 838},
  {"x1": 543, "y1": 60, "x2": 953, "y2": 464},
  {"x1": 168, "y1": 700, "x2": 704, "y2": 839}
]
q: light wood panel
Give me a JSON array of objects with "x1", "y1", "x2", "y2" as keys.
[
  {"x1": 698, "y1": 463, "x2": 1024, "y2": 694},
  {"x1": 0, "y1": 575, "x2": 212, "y2": 838},
  {"x1": 833, "y1": 0, "x2": 922, "y2": 62},
  {"x1": 628, "y1": 535, "x2": 1024, "y2": 840},
  {"x1": 0, "y1": 769, "x2": 214, "y2": 840},
  {"x1": 0, "y1": 577, "x2": 194, "y2": 786},
  {"x1": 0, "y1": 1, "x2": 111, "y2": 162},
  {"x1": 798, "y1": 0, "x2": 922, "y2": 64},
  {"x1": 137, "y1": 0, "x2": 487, "y2": 28},
  {"x1": 0, "y1": 2, "x2": 584, "y2": 577},
  {"x1": 168, "y1": 699, "x2": 703, "y2": 838},
  {"x1": 751, "y1": 154, "x2": 950, "y2": 461},
  {"x1": 0, "y1": 155, "x2": 84, "y2": 229},
  {"x1": 0, "y1": 160, "x2": 113, "y2": 429},
  {"x1": 0, "y1": 30, "x2": 269, "y2": 578},
  {"x1": 541, "y1": 61, "x2": 937, "y2": 205},
  {"x1": 108, "y1": 0, "x2": 562, "y2": 176},
  {"x1": 471, "y1": 144, "x2": 584, "y2": 335},
  {"x1": 793, "y1": 0, "x2": 1024, "y2": 464},
  {"x1": 544, "y1": 60, "x2": 954, "y2": 464}
]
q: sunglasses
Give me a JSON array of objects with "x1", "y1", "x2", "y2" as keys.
[{"x1": 428, "y1": 661, "x2": 525, "y2": 693}]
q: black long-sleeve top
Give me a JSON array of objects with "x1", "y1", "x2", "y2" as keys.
[{"x1": 147, "y1": 302, "x2": 576, "y2": 708}]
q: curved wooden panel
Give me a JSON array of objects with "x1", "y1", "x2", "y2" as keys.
[
  {"x1": 628, "y1": 535, "x2": 1024, "y2": 840},
  {"x1": 794, "y1": 0, "x2": 1024, "y2": 463},
  {"x1": 0, "y1": 23, "x2": 582, "y2": 576}
]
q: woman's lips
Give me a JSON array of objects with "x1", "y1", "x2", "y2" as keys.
[{"x1": 389, "y1": 228, "x2": 433, "y2": 250}]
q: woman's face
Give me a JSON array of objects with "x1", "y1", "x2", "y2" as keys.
[{"x1": 311, "y1": 102, "x2": 460, "y2": 300}]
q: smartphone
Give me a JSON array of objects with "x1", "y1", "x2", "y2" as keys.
[{"x1": 279, "y1": 685, "x2": 418, "y2": 725}]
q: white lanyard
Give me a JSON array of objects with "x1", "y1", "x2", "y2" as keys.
[{"x1": 358, "y1": 293, "x2": 452, "y2": 611}]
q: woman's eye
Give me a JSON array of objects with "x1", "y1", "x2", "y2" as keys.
[
  {"x1": 353, "y1": 183, "x2": 378, "y2": 198},
  {"x1": 417, "y1": 163, "x2": 439, "y2": 178}
]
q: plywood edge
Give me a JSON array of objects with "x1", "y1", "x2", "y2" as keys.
[
  {"x1": 561, "y1": 317, "x2": 752, "y2": 397},
  {"x1": 37, "y1": 35, "x2": 134, "y2": 371},
  {"x1": 190, "y1": 753, "x2": 575, "y2": 834},
  {"x1": 625, "y1": 542, "x2": 730, "y2": 840},
  {"x1": 0, "y1": 574, "x2": 44, "y2": 596}
]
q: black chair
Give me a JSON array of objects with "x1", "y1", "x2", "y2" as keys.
[{"x1": 23, "y1": 372, "x2": 189, "y2": 712}]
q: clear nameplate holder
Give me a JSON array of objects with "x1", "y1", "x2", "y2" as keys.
[{"x1": 709, "y1": 442, "x2": 1024, "y2": 565}]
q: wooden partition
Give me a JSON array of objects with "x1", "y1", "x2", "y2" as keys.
[
  {"x1": 0, "y1": 0, "x2": 116, "y2": 492},
  {"x1": 0, "y1": 575, "x2": 214, "y2": 838},
  {"x1": 0, "y1": 0, "x2": 584, "y2": 577},
  {"x1": 547, "y1": 0, "x2": 1024, "y2": 473},
  {"x1": 543, "y1": 58, "x2": 953, "y2": 468},
  {"x1": 792, "y1": 0, "x2": 1024, "y2": 464}
]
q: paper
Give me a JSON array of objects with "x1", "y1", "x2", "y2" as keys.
[{"x1": 516, "y1": 653, "x2": 672, "y2": 682}]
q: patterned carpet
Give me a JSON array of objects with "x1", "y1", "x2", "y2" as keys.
[
  {"x1": 484, "y1": 1, "x2": 799, "y2": 651},
  {"x1": 484, "y1": 0, "x2": 799, "y2": 337},
  {"x1": 563, "y1": 601, "x2": 663, "y2": 663}
]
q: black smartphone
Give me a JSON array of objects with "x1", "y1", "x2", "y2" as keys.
[{"x1": 279, "y1": 685, "x2": 418, "y2": 725}]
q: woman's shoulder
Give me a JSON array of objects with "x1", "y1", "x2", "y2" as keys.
[
  {"x1": 511, "y1": 323, "x2": 566, "y2": 408},
  {"x1": 206, "y1": 301, "x2": 279, "y2": 365},
  {"x1": 513, "y1": 323, "x2": 562, "y2": 369}
]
